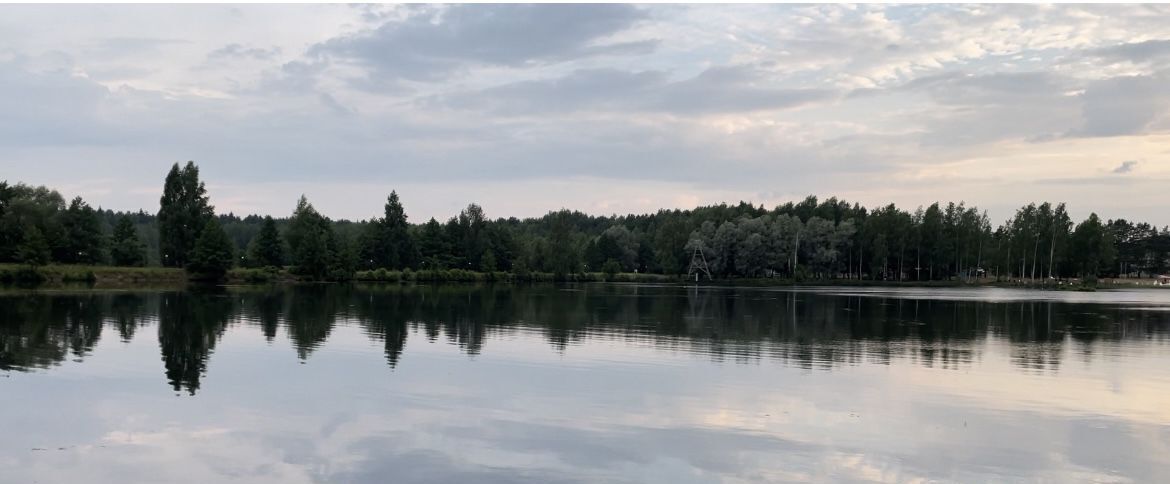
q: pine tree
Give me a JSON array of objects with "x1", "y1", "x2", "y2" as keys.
[
  {"x1": 358, "y1": 191, "x2": 418, "y2": 270},
  {"x1": 297, "y1": 225, "x2": 330, "y2": 279},
  {"x1": 247, "y1": 216, "x2": 284, "y2": 268},
  {"x1": 158, "y1": 161, "x2": 213, "y2": 267},
  {"x1": 383, "y1": 191, "x2": 418, "y2": 269},
  {"x1": 286, "y1": 195, "x2": 339, "y2": 280},
  {"x1": 59, "y1": 197, "x2": 105, "y2": 264},
  {"x1": 417, "y1": 217, "x2": 449, "y2": 269},
  {"x1": 188, "y1": 218, "x2": 234, "y2": 280},
  {"x1": 110, "y1": 215, "x2": 146, "y2": 266}
]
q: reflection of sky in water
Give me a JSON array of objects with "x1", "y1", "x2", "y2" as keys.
[{"x1": 1, "y1": 285, "x2": 1169, "y2": 483}]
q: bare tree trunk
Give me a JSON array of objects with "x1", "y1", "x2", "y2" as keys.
[
  {"x1": 1048, "y1": 223, "x2": 1057, "y2": 280},
  {"x1": 1031, "y1": 236, "x2": 1039, "y2": 281},
  {"x1": 792, "y1": 230, "x2": 800, "y2": 276},
  {"x1": 976, "y1": 233, "x2": 983, "y2": 282},
  {"x1": 1005, "y1": 243, "x2": 1011, "y2": 280},
  {"x1": 898, "y1": 246, "x2": 904, "y2": 282}
]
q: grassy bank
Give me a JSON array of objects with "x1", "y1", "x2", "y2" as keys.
[
  {"x1": 0, "y1": 263, "x2": 186, "y2": 285},
  {"x1": 0, "y1": 264, "x2": 681, "y2": 287},
  {"x1": 353, "y1": 268, "x2": 678, "y2": 284},
  {"x1": 0, "y1": 264, "x2": 294, "y2": 287}
]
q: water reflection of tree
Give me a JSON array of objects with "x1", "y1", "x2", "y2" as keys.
[
  {"x1": 109, "y1": 293, "x2": 147, "y2": 342},
  {"x1": 158, "y1": 288, "x2": 233, "y2": 395},
  {"x1": 62, "y1": 293, "x2": 105, "y2": 359},
  {"x1": 254, "y1": 288, "x2": 284, "y2": 342},
  {"x1": 4, "y1": 286, "x2": 1170, "y2": 384},
  {"x1": 284, "y1": 285, "x2": 343, "y2": 360},
  {"x1": 0, "y1": 295, "x2": 71, "y2": 371},
  {"x1": 0, "y1": 293, "x2": 111, "y2": 371},
  {"x1": 350, "y1": 284, "x2": 416, "y2": 368}
]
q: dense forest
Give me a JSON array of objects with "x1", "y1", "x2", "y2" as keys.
[{"x1": 2, "y1": 161, "x2": 1168, "y2": 282}]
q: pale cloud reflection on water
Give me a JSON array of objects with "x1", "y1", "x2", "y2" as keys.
[{"x1": 1, "y1": 284, "x2": 1168, "y2": 483}]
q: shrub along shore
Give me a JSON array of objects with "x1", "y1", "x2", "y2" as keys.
[{"x1": 0, "y1": 263, "x2": 678, "y2": 287}]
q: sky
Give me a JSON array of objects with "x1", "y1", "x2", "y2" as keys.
[{"x1": 2, "y1": 4, "x2": 1170, "y2": 225}]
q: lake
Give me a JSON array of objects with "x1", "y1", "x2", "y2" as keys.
[{"x1": 2, "y1": 283, "x2": 1169, "y2": 483}]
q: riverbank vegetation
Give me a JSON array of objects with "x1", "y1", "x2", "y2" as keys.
[{"x1": 3, "y1": 161, "x2": 1169, "y2": 284}]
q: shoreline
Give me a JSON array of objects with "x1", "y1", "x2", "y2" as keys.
[{"x1": 4, "y1": 263, "x2": 1167, "y2": 291}]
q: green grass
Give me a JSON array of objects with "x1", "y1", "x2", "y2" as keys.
[
  {"x1": 0, "y1": 263, "x2": 185, "y2": 286},
  {"x1": 227, "y1": 266, "x2": 295, "y2": 283}
]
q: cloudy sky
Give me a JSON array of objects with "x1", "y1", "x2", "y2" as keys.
[{"x1": 2, "y1": 4, "x2": 1170, "y2": 224}]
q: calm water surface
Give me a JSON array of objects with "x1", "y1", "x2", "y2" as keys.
[{"x1": 2, "y1": 284, "x2": 1169, "y2": 483}]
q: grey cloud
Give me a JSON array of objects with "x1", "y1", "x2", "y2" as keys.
[
  {"x1": 309, "y1": 4, "x2": 656, "y2": 83},
  {"x1": 651, "y1": 65, "x2": 835, "y2": 114},
  {"x1": 208, "y1": 43, "x2": 281, "y2": 61},
  {"x1": 888, "y1": 71, "x2": 1081, "y2": 145},
  {"x1": 1089, "y1": 39, "x2": 1170, "y2": 64},
  {"x1": 433, "y1": 65, "x2": 836, "y2": 116},
  {"x1": 1034, "y1": 177, "x2": 1140, "y2": 186},
  {"x1": 901, "y1": 70, "x2": 1170, "y2": 141},
  {"x1": 1112, "y1": 161, "x2": 1138, "y2": 174},
  {"x1": 253, "y1": 60, "x2": 330, "y2": 95},
  {"x1": 331, "y1": 445, "x2": 587, "y2": 484},
  {"x1": 0, "y1": 60, "x2": 113, "y2": 147},
  {"x1": 918, "y1": 71, "x2": 1073, "y2": 106},
  {"x1": 94, "y1": 37, "x2": 189, "y2": 50},
  {"x1": 1076, "y1": 73, "x2": 1170, "y2": 137},
  {"x1": 0, "y1": 52, "x2": 854, "y2": 195},
  {"x1": 84, "y1": 37, "x2": 189, "y2": 60},
  {"x1": 430, "y1": 68, "x2": 666, "y2": 114},
  {"x1": 317, "y1": 92, "x2": 354, "y2": 116}
]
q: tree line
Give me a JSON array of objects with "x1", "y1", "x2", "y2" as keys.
[{"x1": 3, "y1": 161, "x2": 1169, "y2": 281}]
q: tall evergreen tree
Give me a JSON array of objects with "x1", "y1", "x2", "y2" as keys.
[
  {"x1": 417, "y1": 217, "x2": 449, "y2": 269},
  {"x1": 382, "y1": 191, "x2": 417, "y2": 269},
  {"x1": 247, "y1": 216, "x2": 285, "y2": 268},
  {"x1": 458, "y1": 203, "x2": 488, "y2": 270},
  {"x1": 357, "y1": 191, "x2": 418, "y2": 270},
  {"x1": 188, "y1": 218, "x2": 234, "y2": 280},
  {"x1": 110, "y1": 215, "x2": 146, "y2": 266},
  {"x1": 547, "y1": 209, "x2": 580, "y2": 276},
  {"x1": 286, "y1": 195, "x2": 346, "y2": 280},
  {"x1": 158, "y1": 161, "x2": 213, "y2": 267},
  {"x1": 59, "y1": 197, "x2": 106, "y2": 264}
]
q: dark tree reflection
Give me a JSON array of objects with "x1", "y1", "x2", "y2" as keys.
[
  {"x1": 158, "y1": 287, "x2": 233, "y2": 395},
  {"x1": 3, "y1": 285, "x2": 1170, "y2": 390},
  {"x1": 109, "y1": 293, "x2": 148, "y2": 342},
  {"x1": 284, "y1": 285, "x2": 342, "y2": 360}
]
